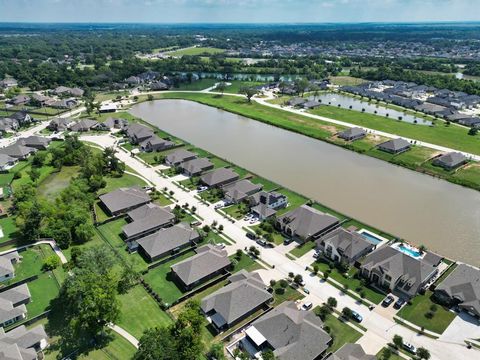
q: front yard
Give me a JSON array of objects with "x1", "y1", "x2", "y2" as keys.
[
  {"x1": 322, "y1": 312, "x2": 363, "y2": 353},
  {"x1": 397, "y1": 290, "x2": 456, "y2": 334}
]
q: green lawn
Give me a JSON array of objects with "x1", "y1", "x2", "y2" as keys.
[
  {"x1": 175, "y1": 78, "x2": 218, "y2": 91},
  {"x1": 0, "y1": 216, "x2": 18, "y2": 243},
  {"x1": 249, "y1": 223, "x2": 285, "y2": 245},
  {"x1": 142, "y1": 250, "x2": 196, "y2": 305},
  {"x1": 100, "y1": 173, "x2": 147, "y2": 194},
  {"x1": 276, "y1": 188, "x2": 308, "y2": 215},
  {"x1": 117, "y1": 285, "x2": 173, "y2": 339},
  {"x1": 323, "y1": 313, "x2": 363, "y2": 352},
  {"x1": 199, "y1": 188, "x2": 224, "y2": 204},
  {"x1": 11, "y1": 163, "x2": 56, "y2": 192},
  {"x1": 230, "y1": 252, "x2": 263, "y2": 273},
  {"x1": 37, "y1": 166, "x2": 79, "y2": 200},
  {"x1": 223, "y1": 203, "x2": 250, "y2": 220},
  {"x1": 329, "y1": 76, "x2": 367, "y2": 86},
  {"x1": 7, "y1": 245, "x2": 55, "y2": 283},
  {"x1": 250, "y1": 176, "x2": 279, "y2": 192},
  {"x1": 96, "y1": 219, "x2": 149, "y2": 272},
  {"x1": 290, "y1": 241, "x2": 316, "y2": 258},
  {"x1": 223, "y1": 80, "x2": 266, "y2": 94},
  {"x1": 25, "y1": 272, "x2": 61, "y2": 318},
  {"x1": 167, "y1": 47, "x2": 225, "y2": 56},
  {"x1": 376, "y1": 348, "x2": 405, "y2": 360},
  {"x1": 0, "y1": 172, "x2": 15, "y2": 187},
  {"x1": 397, "y1": 291, "x2": 456, "y2": 334},
  {"x1": 311, "y1": 202, "x2": 348, "y2": 221},
  {"x1": 272, "y1": 283, "x2": 304, "y2": 305}
]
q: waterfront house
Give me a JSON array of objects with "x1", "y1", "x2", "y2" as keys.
[
  {"x1": 122, "y1": 203, "x2": 175, "y2": 241},
  {"x1": 360, "y1": 246, "x2": 442, "y2": 298},
  {"x1": 325, "y1": 343, "x2": 376, "y2": 360},
  {"x1": 136, "y1": 223, "x2": 199, "y2": 262},
  {"x1": 302, "y1": 100, "x2": 322, "y2": 109},
  {"x1": 317, "y1": 228, "x2": 375, "y2": 265},
  {"x1": 287, "y1": 97, "x2": 306, "y2": 107},
  {"x1": 0, "y1": 325, "x2": 49, "y2": 360},
  {"x1": 139, "y1": 135, "x2": 174, "y2": 153},
  {"x1": 201, "y1": 270, "x2": 272, "y2": 332},
  {"x1": 241, "y1": 301, "x2": 332, "y2": 360},
  {"x1": 125, "y1": 123, "x2": 154, "y2": 144},
  {"x1": 0, "y1": 284, "x2": 31, "y2": 328},
  {"x1": 434, "y1": 264, "x2": 480, "y2": 319},
  {"x1": 338, "y1": 127, "x2": 366, "y2": 141},
  {"x1": 378, "y1": 138, "x2": 411, "y2": 154},
  {"x1": 433, "y1": 152, "x2": 467, "y2": 170},
  {"x1": 222, "y1": 179, "x2": 262, "y2": 204},
  {"x1": 276, "y1": 205, "x2": 339, "y2": 243},
  {"x1": 98, "y1": 186, "x2": 151, "y2": 216},
  {"x1": 180, "y1": 158, "x2": 214, "y2": 177},
  {"x1": 250, "y1": 191, "x2": 288, "y2": 220},
  {"x1": 0, "y1": 252, "x2": 21, "y2": 282},
  {"x1": 150, "y1": 81, "x2": 169, "y2": 91},
  {"x1": 98, "y1": 103, "x2": 117, "y2": 113},
  {"x1": 200, "y1": 168, "x2": 239, "y2": 188},
  {"x1": 165, "y1": 149, "x2": 197, "y2": 167},
  {"x1": 170, "y1": 244, "x2": 231, "y2": 291}
]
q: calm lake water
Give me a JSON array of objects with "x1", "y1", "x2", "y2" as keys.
[
  {"x1": 312, "y1": 93, "x2": 432, "y2": 125},
  {"x1": 131, "y1": 100, "x2": 480, "y2": 265}
]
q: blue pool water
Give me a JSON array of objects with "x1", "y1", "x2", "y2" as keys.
[
  {"x1": 397, "y1": 245, "x2": 422, "y2": 258},
  {"x1": 360, "y1": 232, "x2": 383, "y2": 245}
]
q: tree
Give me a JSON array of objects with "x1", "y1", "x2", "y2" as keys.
[
  {"x1": 269, "y1": 279, "x2": 277, "y2": 288},
  {"x1": 207, "y1": 343, "x2": 226, "y2": 360},
  {"x1": 416, "y1": 347, "x2": 430, "y2": 360},
  {"x1": 262, "y1": 349, "x2": 276, "y2": 360},
  {"x1": 216, "y1": 82, "x2": 227, "y2": 95},
  {"x1": 28, "y1": 167, "x2": 40, "y2": 183},
  {"x1": 342, "y1": 307, "x2": 353, "y2": 319},
  {"x1": 312, "y1": 264, "x2": 319, "y2": 275},
  {"x1": 392, "y1": 334, "x2": 403, "y2": 349},
  {"x1": 147, "y1": 94, "x2": 154, "y2": 101},
  {"x1": 31, "y1": 152, "x2": 47, "y2": 168},
  {"x1": 42, "y1": 255, "x2": 60, "y2": 271},
  {"x1": 18, "y1": 200, "x2": 44, "y2": 243},
  {"x1": 315, "y1": 305, "x2": 331, "y2": 320},
  {"x1": 134, "y1": 327, "x2": 178, "y2": 360},
  {"x1": 468, "y1": 127, "x2": 478, "y2": 136},
  {"x1": 327, "y1": 297, "x2": 337, "y2": 309},
  {"x1": 380, "y1": 347, "x2": 392, "y2": 360},
  {"x1": 117, "y1": 267, "x2": 139, "y2": 294},
  {"x1": 240, "y1": 86, "x2": 257, "y2": 102},
  {"x1": 294, "y1": 78, "x2": 309, "y2": 96},
  {"x1": 294, "y1": 274, "x2": 303, "y2": 285}
]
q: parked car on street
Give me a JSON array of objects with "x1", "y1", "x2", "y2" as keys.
[
  {"x1": 350, "y1": 310, "x2": 363, "y2": 323},
  {"x1": 403, "y1": 342, "x2": 417, "y2": 355},
  {"x1": 246, "y1": 232, "x2": 257, "y2": 240},
  {"x1": 303, "y1": 287, "x2": 310, "y2": 294},
  {"x1": 256, "y1": 239, "x2": 268, "y2": 247},
  {"x1": 382, "y1": 295, "x2": 394, "y2": 307}
]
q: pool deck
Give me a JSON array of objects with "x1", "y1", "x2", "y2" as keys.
[{"x1": 357, "y1": 228, "x2": 390, "y2": 248}]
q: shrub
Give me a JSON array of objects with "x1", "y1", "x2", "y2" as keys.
[{"x1": 42, "y1": 255, "x2": 60, "y2": 271}]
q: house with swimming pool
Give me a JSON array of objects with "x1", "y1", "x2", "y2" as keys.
[{"x1": 360, "y1": 244, "x2": 442, "y2": 298}]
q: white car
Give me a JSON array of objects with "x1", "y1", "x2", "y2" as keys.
[
  {"x1": 214, "y1": 203, "x2": 224, "y2": 209},
  {"x1": 301, "y1": 302, "x2": 313, "y2": 311},
  {"x1": 249, "y1": 217, "x2": 258, "y2": 224}
]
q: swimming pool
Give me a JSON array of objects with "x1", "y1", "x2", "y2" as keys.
[
  {"x1": 397, "y1": 244, "x2": 422, "y2": 259},
  {"x1": 359, "y1": 230, "x2": 383, "y2": 245}
]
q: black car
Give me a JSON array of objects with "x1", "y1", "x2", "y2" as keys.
[
  {"x1": 382, "y1": 295, "x2": 394, "y2": 307},
  {"x1": 246, "y1": 232, "x2": 257, "y2": 240},
  {"x1": 394, "y1": 298, "x2": 406, "y2": 309}
]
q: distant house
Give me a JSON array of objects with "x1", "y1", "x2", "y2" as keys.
[
  {"x1": 122, "y1": 203, "x2": 175, "y2": 241},
  {"x1": 139, "y1": 135, "x2": 174, "y2": 153},
  {"x1": 98, "y1": 103, "x2": 117, "y2": 113},
  {"x1": 98, "y1": 187, "x2": 151, "y2": 216},
  {"x1": 0, "y1": 154, "x2": 17, "y2": 171},
  {"x1": 46, "y1": 98, "x2": 78, "y2": 109},
  {"x1": 165, "y1": 149, "x2": 197, "y2": 167},
  {"x1": 201, "y1": 270, "x2": 272, "y2": 331},
  {"x1": 242, "y1": 301, "x2": 332, "y2": 360},
  {"x1": 180, "y1": 158, "x2": 214, "y2": 177},
  {"x1": 0, "y1": 283, "x2": 31, "y2": 328},
  {"x1": 325, "y1": 343, "x2": 376, "y2": 360},
  {"x1": 150, "y1": 81, "x2": 169, "y2": 91},
  {"x1": 0, "y1": 143, "x2": 37, "y2": 160},
  {"x1": 30, "y1": 93, "x2": 52, "y2": 107},
  {"x1": 361, "y1": 246, "x2": 442, "y2": 298},
  {"x1": 9, "y1": 111, "x2": 33, "y2": 127},
  {"x1": 222, "y1": 179, "x2": 262, "y2": 204},
  {"x1": 287, "y1": 97, "x2": 306, "y2": 107},
  {"x1": 0, "y1": 78, "x2": 18, "y2": 89},
  {"x1": 125, "y1": 123, "x2": 154, "y2": 144},
  {"x1": 53, "y1": 86, "x2": 84, "y2": 97},
  {"x1": 0, "y1": 252, "x2": 21, "y2": 282},
  {"x1": 276, "y1": 205, "x2": 339, "y2": 243},
  {"x1": 170, "y1": 244, "x2": 231, "y2": 290},
  {"x1": 458, "y1": 117, "x2": 480, "y2": 128},
  {"x1": 69, "y1": 119, "x2": 98, "y2": 132},
  {"x1": 200, "y1": 168, "x2": 239, "y2": 188},
  {"x1": 433, "y1": 152, "x2": 467, "y2": 170},
  {"x1": 8, "y1": 95, "x2": 30, "y2": 106},
  {"x1": 0, "y1": 117, "x2": 19, "y2": 133},
  {"x1": 0, "y1": 325, "x2": 49, "y2": 359},
  {"x1": 125, "y1": 76, "x2": 142, "y2": 86},
  {"x1": 48, "y1": 118, "x2": 75, "y2": 132},
  {"x1": 316, "y1": 228, "x2": 375, "y2": 265},
  {"x1": 18, "y1": 136, "x2": 51, "y2": 150},
  {"x1": 302, "y1": 100, "x2": 322, "y2": 109},
  {"x1": 338, "y1": 127, "x2": 366, "y2": 141},
  {"x1": 250, "y1": 191, "x2": 288, "y2": 220},
  {"x1": 378, "y1": 138, "x2": 411, "y2": 154},
  {"x1": 136, "y1": 223, "x2": 199, "y2": 262},
  {"x1": 434, "y1": 264, "x2": 480, "y2": 319}
]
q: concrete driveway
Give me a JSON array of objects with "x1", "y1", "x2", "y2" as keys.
[{"x1": 440, "y1": 311, "x2": 480, "y2": 344}]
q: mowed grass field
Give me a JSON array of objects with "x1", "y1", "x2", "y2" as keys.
[{"x1": 166, "y1": 47, "x2": 225, "y2": 56}]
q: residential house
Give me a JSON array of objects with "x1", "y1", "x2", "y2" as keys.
[
  {"x1": 338, "y1": 127, "x2": 366, "y2": 141},
  {"x1": 0, "y1": 117, "x2": 19, "y2": 133},
  {"x1": 378, "y1": 138, "x2": 411, "y2": 154},
  {"x1": 165, "y1": 149, "x2": 197, "y2": 167},
  {"x1": 98, "y1": 103, "x2": 117, "y2": 113},
  {"x1": 139, "y1": 135, "x2": 174, "y2": 153},
  {"x1": 433, "y1": 152, "x2": 467, "y2": 170},
  {"x1": 46, "y1": 98, "x2": 77, "y2": 109},
  {"x1": 180, "y1": 158, "x2": 214, "y2": 177},
  {"x1": 99, "y1": 117, "x2": 129, "y2": 130},
  {"x1": 0, "y1": 325, "x2": 48, "y2": 360},
  {"x1": 250, "y1": 191, "x2": 288, "y2": 220},
  {"x1": 276, "y1": 205, "x2": 339, "y2": 243},
  {"x1": 434, "y1": 264, "x2": 480, "y2": 319},
  {"x1": 53, "y1": 86, "x2": 84, "y2": 97},
  {"x1": 302, "y1": 100, "x2": 322, "y2": 109},
  {"x1": 170, "y1": 244, "x2": 231, "y2": 290},
  {"x1": 325, "y1": 343, "x2": 376, "y2": 360},
  {"x1": 99, "y1": 186, "x2": 151, "y2": 216},
  {"x1": 360, "y1": 246, "x2": 442, "y2": 298},
  {"x1": 47, "y1": 118, "x2": 74, "y2": 132},
  {"x1": 0, "y1": 284, "x2": 31, "y2": 328},
  {"x1": 30, "y1": 94, "x2": 52, "y2": 107},
  {"x1": 287, "y1": 98, "x2": 306, "y2": 107},
  {"x1": 8, "y1": 95, "x2": 30, "y2": 107},
  {"x1": 125, "y1": 123, "x2": 154, "y2": 144},
  {"x1": 0, "y1": 154, "x2": 17, "y2": 171},
  {"x1": 122, "y1": 203, "x2": 175, "y2": 241},
  {"x1": 150, "y1": 81, "x2": 169, "y2": 91},
  {"x1": 201, "y1": 270, "x2": 272, "y2": 331},
  {"x1": 136, "y1": 223, "x2": 199, "y2": 262},
  {"x1": 124, "y1": 76, "x2": 142, "y2": 86},
  {"x1": 18, "y1": 136, "x2": 51, "y2": 150},
  {"x1": 200, "y1": 168, "x2": 239, "y2": 188},
  {"x1": 69, "y1": 119, "x2": 98, "y2": 132},
  {"x1": 0, "y1": 78, "x2": 18, "y2": 89},
  {"x1": 317, "y1": 228, "x2": 375, "y2": 265},
  {"x1": 458, "y1": 117, "x2": 480, "y2": 128},
  {"x1": 9, "y1": 111, "x2": 33, "y2": 127},
  {"x1": 0, "y1": 143, "x2": 37, "y2": 160},
  {"x1": 0, "y1": 252, "x2": 21, "y2": 282},
  {"x1": 222, "y1": 179, "x2": 262, "y2": 204},
  {"x1": 242, "y1": 301, "x2": 332, "y2": 360}
]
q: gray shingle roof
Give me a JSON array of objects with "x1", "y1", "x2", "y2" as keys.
[
  {"x1": 318, "y1": 228, "x2": 374, "y2": 261},
  {"x1": 69, "y1": 119, "x2": 98, "y2": 132},
  {"x1": 325, "y1": 343, "x2": 376, "y2": 360},
  {"x1": 200, "y1": 168, "x2": 239, "y2": 187},
  {"x1": 0, "y1": 284, "x2": 30, "y2": 324},
  {"x1": 223, "y1": 179, "x2": 262, "y2": 202},
  {"x1": 201, "y1": 270, "x2": 272, "y2": 327},
  {"x1": 378, "y1": 138, "x2": 411, "y2": 152},
  {"x1": 435, "y1": 264, "x2": 480, "y2": 316},
  {"x1": 125, "y1": 123, "x2": 153, "y2": 140},
  {"x1": 99, "y1": 187, "x2": 151, "y2": 214},
  {"x1": 0, "y1": 154, "x2": 16, "y2": 168},
  {"x1": 165, "y1": 149, "x2": 197, "y2": 165},
  {"x1": 137, "y1": 223, "x2": 199, "y2": 260},
  {"x1": 249, "y1": 301, "x2": 331, "y2": 360},
  {"x1": 433, "y1": 152, "x2": 466, "y2": 168},
  {"x1": 0, "y1": 143, "x2": 37, "y2": 158},
  {"x1": 0, "y1": 324, "x2": 47, "y2": 357},
  {"x1": 171, "y1": 245, "x2": 231, "y2": 287},
  {"x1": 180, "y1": 158, "x2": 213, "y2": 175},
  {"x1": 338, "y1": 127, "x2": 366, "y2": 140},
  {"x1": 0, "y1": 256, "x2": 15, "y2": 279},
  {"x1": 122, "y1": 204, "x2": 175, "y2": 238},
  {"x1": 18, "y1": 136, "x2": 51, "y2": 148}
]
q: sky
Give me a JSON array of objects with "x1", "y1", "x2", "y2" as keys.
[{"x1": 1, "y1": 0, "x2": 480, "y2": 23}]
